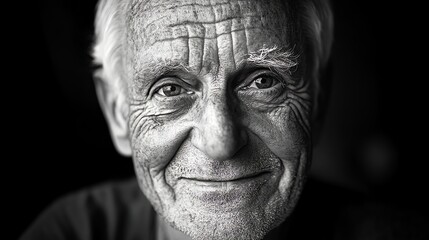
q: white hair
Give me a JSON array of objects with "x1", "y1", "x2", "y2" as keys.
[
  {"x1": 91, "y1": 0, "x2": 334, "y2": 100},
  {"x1": 247, "y1": 46, "x2": 299, "y2": 74},
  {"x1": 92, "y1": 0, "x2": 128, "y2": 93},
  {"x1": 302, "y1": 0, "x2": 334, "y2": 116},
  {"x1": 304, "y1": 0, "x2": 334, "y2": 72}
]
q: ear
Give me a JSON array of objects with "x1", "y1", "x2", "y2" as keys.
[
  {"x1": 94, "y1": 76, "x2": 132, "y2": 156},
  {"x1": 312, "y1": 58, "x2": 333, "y2": 146}
]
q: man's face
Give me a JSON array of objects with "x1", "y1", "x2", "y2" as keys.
[{"x1": 125, "y1": 0, "x2": 311, "y2": 239}]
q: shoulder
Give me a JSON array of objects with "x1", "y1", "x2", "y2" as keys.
[
  {"x1": 288, "y1": 178, "x2": 429, "y2": 240},
  {"x1": 20, "y1": 178, "x2": 156, "y2": 240},
  {"x1": 287, "y1": 178, "x2": 365, "y2": 236}
]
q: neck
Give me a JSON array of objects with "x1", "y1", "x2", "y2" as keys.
[
  {"x1": 262, "y1": 219, "x2": 293, "y2": 240},
  {"x1": 156, "y1": 216, "x2": 191, "y2": 240}
]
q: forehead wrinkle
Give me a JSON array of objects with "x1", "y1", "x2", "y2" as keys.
[
  {"x1": 127, "y1": 0, "x2": 295, "y2": 87},
  {"x1": 146, "y1": 22, "x2": 275, "y2": 49},
  {"x1": 134, "y1": 0, "x2": 259, "y2": 29},
  {"x1": 127, "y1": 0, "x2": 288, "y2": 48},
  {"x1": 138, "y1": 0, "x2": 230, "y2": 13}
]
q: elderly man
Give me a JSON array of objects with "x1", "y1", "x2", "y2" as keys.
[{"x1": 22, "y1": 0, "x2": 336, "y2": 239}]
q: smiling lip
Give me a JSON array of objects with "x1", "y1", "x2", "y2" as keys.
[
  {"x1": 176, "y1": 171, "x2": 274, "y2": 207},
  {"x1": 179, "y1": 171, "x2": 271, "y2": 184}
]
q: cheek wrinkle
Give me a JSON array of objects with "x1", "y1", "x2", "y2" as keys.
[
  {"x1": 288, "y1": 102, "x2": 310, "y2": 141},
  {"x1": 129, "y1": 109, "x2": 146, "y2": 131}
]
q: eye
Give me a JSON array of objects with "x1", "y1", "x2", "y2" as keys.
[
  {"x1": 156, "y1": 84, "x2": 187, "y2": 97},
  {"x1": 247, "y1": 76, "x2": 280, "y2": 89},
  {"x1": 236, "y1": 71, "x2": 287, "y2": 104}
]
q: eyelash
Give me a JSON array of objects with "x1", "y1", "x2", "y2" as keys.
[
  {"x1": 242, "y1": 81, "x2": 285, "y2": 98},
  {"x1": 234, "y1": 71, "x2": 289, "y2": 104},
  {"x1": 150, "y1": 77, "x2": 187, "y2": 94},
  {"x1": 155, "y1": 84, "x2": 189, "y2": 96},
  {"x1": 240, "y1": 71, "x2": 286, "y2": 88}
]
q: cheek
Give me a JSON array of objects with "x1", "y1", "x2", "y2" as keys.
[
  {"x1": 246, "y1": 105, "x2": 310, "y2": 162},
  {"x1": 245, "y1": 104, "x2": 311, "y2": 202},
  {"x1": 128, "y1": 105, "x2": 194, "y2": 190},
  {"x1": 131, "y1": 122, "x2": 190, "y2": 172},
  {"x1": 129, "y1": 107, "x2": 196, "y2": 212},
  {"x1": 128, "y1": 103, "x2": 191, "y2": 169}
]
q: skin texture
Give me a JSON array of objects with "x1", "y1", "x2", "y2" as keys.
[{"x1": 120, "y1": 0, "x2": 312, "y2": 239}]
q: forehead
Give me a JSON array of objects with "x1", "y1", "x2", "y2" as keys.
[{"x1": 127, "y1": 0, "x2": 291, "y2": 73}]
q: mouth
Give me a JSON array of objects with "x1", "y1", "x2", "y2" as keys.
[
  {"x1": 178, "y1": 171, "x2": 272, "y2": 186},
  {"x1": 174, "y1": 170, "x2": 276, "y2": 209}
]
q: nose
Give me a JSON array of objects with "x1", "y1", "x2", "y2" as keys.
[{"x1": 191, "y1": 93, "x2": 247, "y2": 161}]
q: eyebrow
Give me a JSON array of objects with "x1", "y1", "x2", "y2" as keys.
[
  {"x1": 242, "y1": 46, "x2": 299, "y2": 75},
  {"x1": 136, "y1": 46, "x2": 299, "y2": 90}
]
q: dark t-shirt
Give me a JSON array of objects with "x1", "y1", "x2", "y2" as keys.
[
  {"x1": 20, "y1": 179, "x2": 157, "y2": 240},
  {"x1": 20, "y1": 178, "x2": 429, "y2": 240}
]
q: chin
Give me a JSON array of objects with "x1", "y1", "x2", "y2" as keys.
[{"x1": 161, "y1": 169, "x2": 306, "y2": 240}]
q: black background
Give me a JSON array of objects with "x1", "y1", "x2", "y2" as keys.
[{"x1": 8, "y1": 0, "x2": 428, "y2": 239}]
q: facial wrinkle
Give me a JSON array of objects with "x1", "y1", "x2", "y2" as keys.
[
  {"x1": 215, "y1": 20, "x2": 236, "y2": 73},
  {"x1": 229, "y1": 22, "x2": 237, "y2": 70},
  {"x1": 148, "y1": 27, "x2": 262, "y2": 47},
  {"x1": 185, "y1": 25, "x2": 191, "y2": 66},
  {"x1": 129, "y1": 0, "x2": 290, "y2": 77},
  {"x1": 129, "y1": 0, "x2": 287, "y2": 48},
  {"x1": 129, "y1": 108, "x2": 146, "y2": 132},
  {"x1": 143, "y1": 13, "x2": 276, "y2": 47},
  {"x1": 198, "y1": 24, "x2": 216, "y2": 76},
  {"x1": 231, "y1": 18, "x2": 248, "y2": 64},
  {"x1": 288, "y1": 75, "x2": 310, "y2": 94},
  {"x1": 143, "y1": 24, "x2": 271, "y2": 80},
  {"x1": 133, "y1": 114, "x2": 156, "y2": 138},
  {"x1": 145, "y1": 23, "x2": 276, "y2": 76},
  {"x1": 141, "y1": 0, "x2": 231, "y2": 13},
  {"x1": 211, "y1": 0, "x2": 221, "y2": 76},
  {"x1": 238, "y1": 1, "x2": 251, "y2": 58},
  {"x1": 281, "y1": 75, "x2": 312, "y2": 142},
  {"x1": 129, "y1": 101, "x2": 187, "y2": 138},
  {"x1": 134, "y1": 157, "x2": 161, "y2": 210},
  {"x1": 140, "y1": 0, "x2": 244, "y2": 30},
  {"x1": 197, "y1": 25, "x2": 205, "y2": 75},
  {"x1": 287, "y1": 101, "x2": 310, "y2": 142},
  {"x1": 287, "y1": 93, "x2": 311, "y2": 111},
  {"x1": 129, "y1": 106, "x2": 152, "y2": 137}
]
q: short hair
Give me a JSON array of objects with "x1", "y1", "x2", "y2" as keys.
[
  {"x1": 92, "y1": 0, "x2": 334, "y2": 108},
  {"x1": 92, "y1": 0, "x2": 128, "y2": 94}
]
